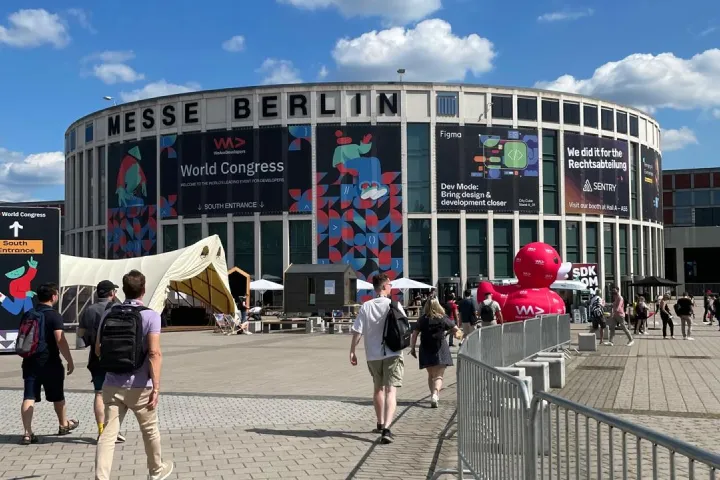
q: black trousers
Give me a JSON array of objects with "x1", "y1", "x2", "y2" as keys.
[{"x1": 661, "y1": 313, "x2": 674, "y2": 338}]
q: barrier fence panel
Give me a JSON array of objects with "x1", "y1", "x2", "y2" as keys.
[
  {"x1": 524, "y1": 318, "x2": 543, "y2": 359},
  {"x1": 479, "y1": 324, "x2": 503, "y2": 367},
  {"x1": 557, "y1": 314, "x2": 571, "y2": 346},
  {"x1": 528, "y1": 392, "x2": 720, "y2": 480},
  {"x1": 502, "y1": 321, "x2": 526, "y2": 367},
  {"x1": 540, "y1": 315, "x2": 559, "y2": 351}
]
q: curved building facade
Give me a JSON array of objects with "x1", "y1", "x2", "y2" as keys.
[{"x1": 64, "y1": 82, "x2": 664, "y2": 298}]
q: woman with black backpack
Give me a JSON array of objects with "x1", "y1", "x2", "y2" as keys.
[
  {"x1": 409, "y1": 298, "x2": 461, "y2": 408},
  {"x1": 660, "y1": 293, "x2": 675, "y2": 339}
]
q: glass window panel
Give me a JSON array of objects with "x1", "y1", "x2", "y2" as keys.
[
  {"x1": 98, "y1": 146, "x2": 106, "y2": 226},
  {"x1": 493, "y1": 220, "x2": 513, "y2": 278},
  {"x1": 99, "y1": 229, "x2": 106, "y2": 259},
  {"x1": 184, "y1": 223, "x2": 202, "y2": 246},
  {"x1": 290, "y1": 220, "x2": 312, "y2": 265},
  {"x1": 407, "y1": 124, "x2": 430, "y2": 213},
  {"x1": 563, "y1": 102, "x2": 580, "y2": 125},
  {"x1": 566, "y1": 221, "x2": 580, "y2": 263},
  {"x1": 694, "y1": 190, "x2": 711, "y2": 205},
  {"x1": 544, "y1": 221, "x2": 560, "y2": 252},
  {"x1": 408, "y1": 219, "x2": 431, "y2": 280},
  {"x1": 261, "y1": 221, "x2": 283, "y2": 281},
  {"x1": 674, "y1": 191, "x2": 693, "y2": 206},
  {"x1": 519, "y1": 220, "x2": 537, "y2": 247},
  {"x1": 619, "y1": 225, "x2": 628, "y2": 276},
  {"x1": 437, "y1": 219, "x2": 460, "y2": 277},
  {"x1": 466, "y1": 219, "x2": 488, "y2": 278},
  {"x1": 632, "y1": 226, "x2": 639, "y2": 273},
  {"x1": 604, "y1": 224, "x2": 615, "y2": 277},
  {"x1": 492, "y1": 95, "x2": 513, "y2": 119},
  {"x1": 517, "y1": 97, "x2": 537, "y2": 121},
  {"x1": 601, "y1": 108, "x2": 614, "y2": 131},
  {"x1": 233, "y1": 222, "x2": 254, "y2": 275},
  {"x1": 586, "y1": 223, "x2": 598, "y2": 265},
  {"x1": 162, "y1": 225, "x2": 178, "y2": 253},
  {"x1": 616, "y1": 111, "x2": 628, "y2": 134},
  {"x1": 583, "y1": 104, "x2": 598, "y2": 128},
  {"x1": 541, "y1": 99, "x2": 559, "y2": 123}
]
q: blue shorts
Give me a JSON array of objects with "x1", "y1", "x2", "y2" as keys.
[
  {"x1": 92, "y1": 372, "x2": 106, "y2": 392},
  {"x1": 23, "y1": 363, "x2": 65, "y2": 403}
]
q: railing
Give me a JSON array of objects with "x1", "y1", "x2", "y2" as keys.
[{"x1": 432, "y1": 314, "x2": 720, "y2": 479}]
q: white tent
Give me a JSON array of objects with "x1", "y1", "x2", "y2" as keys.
[
  {"x1": 61, "y1": 235, "x2": 235, "y2": 314},
  {"x1": 357, "y1": 279, "x2": 374, "y2": 290},
  {"x1": 249, "y1": 279, "x2": 284, "y2": 292},
  {"x1": 390, "y1": 278, "x2": 434, "y2": 290}
]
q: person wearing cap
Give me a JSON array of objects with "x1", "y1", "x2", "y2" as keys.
[{"x1": 77, "y1": 280, "x2": 125, "y2": 442}]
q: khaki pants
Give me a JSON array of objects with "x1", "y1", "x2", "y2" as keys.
[
  {"x1": 609, "y1": 314, "x2": 633, "y2": 343},
  {"x1": 680, "y1": 315, "x2": 693, "y2": 338},
  {"x1": 481, "y1": 320, "x2": 497, "y2": 327},
  {"x1": 95, "y1": 386, "x2": 163, "y2": 480},
  {"x1": 461, "y1": 322, "x2": 477, "y2": 336}
]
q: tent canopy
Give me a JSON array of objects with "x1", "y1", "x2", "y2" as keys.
[
  {"x1": 357, "y1": 279, "x2": 374, "y2": 290},
  {"x1": 390, "y1": 278, "x2": 434, "y2": 290},
  {"x1": 250, "y1": 279, "x2": 284, "y2": 291},
  {"x1": 629, "y1": 276, "x2": 679, "y2": 287},
  {"x1": 61, "y1": 235, "x2": 235, "y2": 314}
]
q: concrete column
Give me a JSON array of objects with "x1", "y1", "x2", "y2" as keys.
[{"x1": 460, "y1": 211, "x2": 467, "y2": 289}]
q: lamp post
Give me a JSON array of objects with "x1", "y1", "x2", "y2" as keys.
[
  {"x1": 397, "y1": 68, "x2": 406, "y2": 82},
  {"x1": 103, "y1": 96, "x2": 117, "y2": 106}
]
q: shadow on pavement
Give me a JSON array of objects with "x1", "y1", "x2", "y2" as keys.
[
  {"x1": 246, "y1": 427, "x2": 376, "y2": 444},
  {"x1": 0, "y1": 434, "x2": 96, "y2": 446}
]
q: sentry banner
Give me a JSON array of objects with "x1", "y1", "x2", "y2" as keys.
[
  {"x1": 564, "y1": 133, "x2": 629, "y2": 218},
  {"x1": 435, "y1": 125, "x2": 540, "y2": 212},
  {"x1": 641, "y1": 145, "x2": 662, "y2": 223}
]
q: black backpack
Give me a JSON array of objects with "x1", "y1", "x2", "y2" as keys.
[
  {"x1": 382, "y1": 301, "x2": 411, "y2": 354},
  {"x1": 480, "y1": 302, "x2": 495, "y2": 322},
  {"x1": 98, "y1": 304, "x2": 149, "y2": 374}
]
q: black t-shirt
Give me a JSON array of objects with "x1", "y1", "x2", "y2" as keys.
[
  {"x1": 458, "y1": 298, "x2": 477, "y2": 324},
  {"x1": 676, "y1": 297, "x2": 693, "y2": 316},
  {"x1": 22, "y1": 305, "x2": 64, "y2": 372}
]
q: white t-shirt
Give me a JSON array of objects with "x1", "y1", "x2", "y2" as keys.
[{"x1": 352, "y1": 297, "x2": 407, "y2": 362}]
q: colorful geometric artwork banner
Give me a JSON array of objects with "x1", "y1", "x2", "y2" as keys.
[
  {"x1": 107, "y1": 138, "x2": 158, "y2": 258},
  {"x1": 641, "y1": 145, "x2": 662, "y2": 223},
  {"x1": 316, "y1": 124, "x2": 403, "y2": 302}
]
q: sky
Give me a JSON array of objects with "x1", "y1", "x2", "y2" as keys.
[{"x1": 0, "y1": 0, "x2": 719, "y2": 202}]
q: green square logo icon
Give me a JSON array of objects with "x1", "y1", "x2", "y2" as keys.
[{"x1": 503, "y1": 141, "x2": 527, "y2": 169}]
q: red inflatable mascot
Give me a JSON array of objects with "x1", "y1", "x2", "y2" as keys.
[{"x1": 476, "y1": 242, "x2": 571, "y2": 322}]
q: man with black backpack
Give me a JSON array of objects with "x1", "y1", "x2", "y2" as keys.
[
  {"x1": 94, "y1": 270, "x2": 174, "y2": 480},
  {"x1": 77, "y1": 279, "x2": 125, "y2": 442},
  {"x1": 17, "y1": 283, "x2": 79, "y2": 445},
  {"x1": 479, "y1": 292, "x2": 502, "y2": 326},
  {"x1": 349, "y1": 273, "x2": 409, "y2": 445}
]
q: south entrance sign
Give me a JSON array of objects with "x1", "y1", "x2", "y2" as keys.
[{"x1": 0, "y1": 207, "x2": 61, "y2": 351}]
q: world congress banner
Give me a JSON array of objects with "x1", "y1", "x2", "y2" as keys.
[
  {"x1": 315, "y1": 124, "x2": 403, "y2": 301},
  {"x1": 564, "y1": 133, "x2": 629, "y2": 218},
  {"x1": 159, "y1": 127, "x2": 312, "y2": 218},
  {"x1": 641, "y1": 146, "x2": 662, "y2": 222},
  {"x1": 435, "y1": 125, "x2": 540, "y2": 212},
  {"x1": 107, "y1": 137, "x2": 158, "y2": 258}
]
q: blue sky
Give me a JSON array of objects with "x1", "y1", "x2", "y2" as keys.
[{"x1": 0, "y1": 0, "x2": 719, "y2": 202}]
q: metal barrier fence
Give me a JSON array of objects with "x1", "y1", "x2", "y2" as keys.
[{"x1": 432, "y1": 314, "x2": 720, "y2": 479}]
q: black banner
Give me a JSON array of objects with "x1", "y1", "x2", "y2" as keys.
[
  {"x1": 159, "y1": 127, "x2": 312, "y2": 218},
  {"x1": 641, "y1": 145, "x2": 662, "y2": 222},
  {"x1": 0, "y1": 207, "x2": 61, "y2": 341},
  {"x1": 435, "y1": 125, "x2": 540, "y2": 212},
  {"x1": 564, "y1": 133, "x2": 629, "y2": 218},
  {"x1": 107, "y1": 138, "x2": 158, "y2": 258}
]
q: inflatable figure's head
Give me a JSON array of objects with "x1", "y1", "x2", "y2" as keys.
[{"x1": 514, "y1": 242, "x2": 572, "y2": 289}]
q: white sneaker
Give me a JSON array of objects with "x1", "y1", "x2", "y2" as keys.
[
  {"x1": 627, "y1": 340, "x2": 635, "y2": 347},
  {"x1": 245, "y1": 331, "x2": 253, "y2": 335},
  {"x1": 603, "y1": 341, "x2": 613, "y2": 346},
  {"x1": 148, "y1": 462, "x2": 174, "y2": 480},
  {"x1": 430, "y1": 394, "x2": 439, "y2": 408},
  {"x1": 687, "y1": 337, "x2": 695, "y2": 341}
]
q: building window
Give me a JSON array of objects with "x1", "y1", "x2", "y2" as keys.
[
  {"x1": 619, "y1": 225, "x2": 628, "y2": 276},
  {"x1": 233, "y1": 222, "x2": 254, "y2": 274},
  {"x1": 99, "y1": 229, "x2": 106, "y2": 259},
  {"x1": 673, "y1": 208, "x2": 692, "y2": 225},
  {"x1": 208, "y1": 222, "x2": 228, "y2": 261},
  {"x1": 663, "y1": 209, "x2": 674, "y2": 225},
  {"x1": 713, "y1": 190, "x2": 720, "y2": 205},
  {"x1": 563, "y1": 102, "x2": 580, "y2": 125},
  {"x1": 261, "y1": 221, "x2": 283, "y2": 281},
  {"x1": 78, "y1": 231, "x2": 84, "y2": 256},
  {"x1": 78, "y1": 152, "x2": 84, "y2": 227},
  {"x1": 184, "y1": 223, "x2": 202, "y2": 246},
  {"x1": 629, "y1": 115, "x2": 639, "y2": 137},
  {"x1": 541, "y1": 99, "x2": 559, "y2": 123},
  {"x1": 583, "y1": 104, "x2": 598, "y2": 128},
  {"x1": 674, "y1": 191, "x2": 693, "y2": 206},
  {"x1": 694, "y1": 190, "x2": 711, "y2": 205},
  {"x1": 566, "y1": 221, "x2": 580, "y2": 263},
  {"x1": 308, "y1": 278, "x2": 316, "y2": 306},
  {"x1": 630, "y1": 143, "x2": 639, "y2": 219},
  {"x1": 544, "y1": 221, "x2": 560, "y2": 253},
  {"x1": 492, "y1": 95, "x2": 513, "y2": 120},
  {"x1": 87, "y1": 149, "x2": 94, "y2": 226},
  {"x1": 632, "y1": 226, "x2": 639, "y2": 274},
  {"x1": 408, "y1": 219, "x2": 431, "y2": 282},
  {"x1": 85, "y1": 122, "x2": 94, "y2": 143},
  {"x1": 437, "y1": 93, "x2": 458, "y2": 117},
  {"x1": 616, "y1": 111, "x2": 628, "y2": 134},
  {"x1": 70, "y1": 128, "x2": 76, "y2": 152},
  {"x1": 466, "y1": 219, "x2": 488, "y2": 279},
  {"x1": 675, "y1": 174, "x2": 691, "y2": 189},
  {"x1": 542, "y1": 131, "x2": 558, "y2": 215},
  {"x1": 407, "y1": 123, "x2": 430, "y2": 213},
  {"x1": 643, "y1": 227, "x2": 650, "y2": 274},
  {"x1": 494, "y1": 220, "x2": 513, "y2": 278},
  {"x1": 290, "y1": 220, "x2": 312, "y2": 265},
  {"x1": 586, "y1": 223, "x2": 598, "y2": 265},
  {"x1": 437, "y1": 219, "x2": 460, "y2": 278},
  {"x1": 695, "y1": 207, "x2": 720, "y2": 226},
  {"x1": 519, "y1": 220, "x2": 537, "y2": 247},
  {"x1": 604, "y1": 224, "x2": 615, "y2": 279},
  {"x1": 517, "y1": 97, "x2": 537, "y2": 121},
  {"x1": 162, "y1": 225, "x2": 178, "y2": 253},
  {"x1": 98, "y1": 145, "x2": 106, "y2": 226},
  {"x1": 601, "y1": 108, "x2": 614, "y2": 131}
]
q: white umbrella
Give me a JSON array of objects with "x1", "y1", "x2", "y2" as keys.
[
  {"x1": 390, "y1": 278, "x2": 433, "y2": 290},
  {"x1": 551, "y1": 280, "x2": 591, "y2": 291},
  {"x1": 250, "y1": 279, "x2": 284, "y2": 292},
  {"x1": 357, "y1": 279, "x2": 374, "y2": 290}
]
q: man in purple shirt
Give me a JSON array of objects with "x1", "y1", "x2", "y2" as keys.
[{"x1": 94, "y1": 270, "x2": 174, "y2": 480}]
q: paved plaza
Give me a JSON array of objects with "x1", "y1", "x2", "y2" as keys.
[{"x1": 0, "y1": 309, "x2": 718, "y2": 479}]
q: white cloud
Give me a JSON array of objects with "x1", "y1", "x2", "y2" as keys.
[
  {"x1": 222, "y1": 35, "x2": 246, "y2": 52},
  {"x1": 257, "y1": 59, "x2": 303, "y2": 85},
  {"x1": 120, "y1": 80, "x2": 202, "y2": 102},
  {"x1": 67, "y1": 8, "x2": 96, "y2": 33},
  {"x1": 318, "y1": 65, "x2": 329, "y2": 80},
  {"x1": 332, "y1": 19, "x2": 495, "y2": 82},
  {"x1": 699, "y1": 26, "x2": 717, "y2": 37},
  {"x1": 0, "y1": 148, "x2": 64, "y2": 190},
  {"x1": 534, "y1": 49, "x2": 720, "y2": 112},
  {"x1": 713, "y1": 109, "x2": 720, "y2": 119},
  {"x1": 278, "y1": 0, "x2": 441, "y2": 24},
  {"x1": 93, "y1": 63, "x2": 145, "y2": 84},
  {"x1": 83, "y1": 50, "x2": 135, "y2": 64},
  {"x1": 0, "y1": 9, "x2": 70, "y2": 48},
  {"x1": 661, "y1": 127, "x2": 698, "y2": 151},
  {"x1": 537, "y1": 8, "x2": 594, "y2": 22}
]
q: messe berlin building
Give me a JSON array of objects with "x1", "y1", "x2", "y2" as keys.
[{"x1": 63, "y1": 82, "x2": 664, "y2": 298}]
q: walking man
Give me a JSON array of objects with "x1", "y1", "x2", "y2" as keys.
[
  {"x1": 607, "y1": 287, "x2": 634, "y2": 347},
  {"x1": 77, "y1": 280, "x2": 125, "y2": 442},
  {"x1": 458, "y1": 290, "x2": 478, "y2": 338},
  {"x1": 589, "y1": 289, "x2": 607, "y2": 344},
  {"x1": 349, "y1": 273, "x2": 407, "y2": 444},
  {"x1": 95, "y1": 270, "x2": 174, "y2": 480},
  {"x1": 676, "y1": 292, "x2": 695, "y2": 340},
  {"x1": 20, "y1": 283, "x2": 79, "y2": 444},
  {"x1": 479, "y1": 292, "x2": 502, "y2": 326}
]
